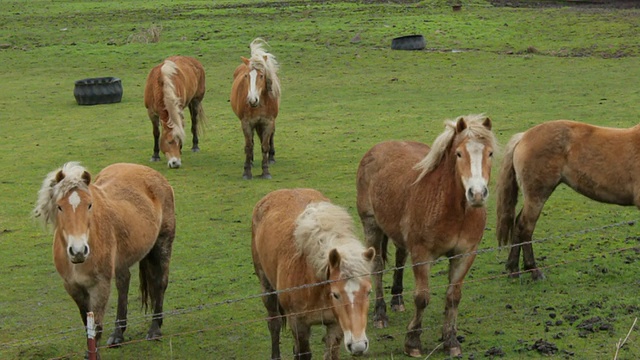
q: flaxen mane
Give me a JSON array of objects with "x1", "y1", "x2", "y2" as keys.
[
  {"x1": 249, "y1": 38, "x2": 281, "y2": 99},
  {"x1": 293, "y1": 202, "x2": 372, "y2": 280},
  {"x1": 161, "y1": 60, "x2": 186, "y2": 143},
  {"x1": 33, "y1": 162, "x2": 89, "y2": 228},
  {"x1": 413, "y1": 114, "x2": 498, "y2": 183}
]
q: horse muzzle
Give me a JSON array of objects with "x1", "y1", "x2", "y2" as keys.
[
  {"x1": 68, "y1": 243, "x2": 90, "y2": 264},
  {"x1": 167, "y1": 157, "x2": 182, "y2": 169},
  {"x1": 467, "y1": 186, "x2": 489, "y2": 207},
  {"x1": 344, "y1": 332, "x2": 369, "y2": 356}
]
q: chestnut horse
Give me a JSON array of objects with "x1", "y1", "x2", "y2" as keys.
[
  {"x1": 251, "y1": 188, "x2": 375, "y2": 359},
  {"x1": 144, "y1": 55, "x2": 206, "y2": 169},
  {"x1": 356, "y1": 114, "x2": 497, "y2": 357},
  {"x1": 230, "y1": 38, "x2": 280, "y2": 179},
  {"x1": 497, "y1": 120, "x2": 640, "y2": 280},
  {"x1": 33, "y1": 162, "x2": 175, "y2": 357}
]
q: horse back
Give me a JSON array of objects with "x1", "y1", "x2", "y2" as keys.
[
  {"x1": 357, "y1": 141, "x2": 430, "y2": 238},
  {"x1": 251, "y1": 189, "x2": 328, "y2": 305},
  {"x1": 93, "y1": 163, "x2": 175, "y2": 266},
  {"x1": 164, "y1": 56, "x2": 206, "y2": 103},
  {"x1": 517, "y1": 120, "x2": 640, "y2": 205}
]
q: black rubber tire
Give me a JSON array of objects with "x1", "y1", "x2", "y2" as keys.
[
  {"x1": 74, "y1": 77, "x2": 123, "y2": 105},
  {"x1": 391, "y1": 35, "x2": 426, "y2": 51}
]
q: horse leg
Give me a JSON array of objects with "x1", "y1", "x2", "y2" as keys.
[
  {"x1": 256, "y1": 268, "x2": 282, "y2": 360},
  {"x1": 150, "y1": 113, "x2": 161, "y2": 162},
  {"x1": 106, "y1": 268, "x2": 131, "y2": 347},
  {"x1": 505, "y1": 210, "x2": 523, "y2": 277},
  {"x1": 442, "y1": 251, "x2": 477, "y2": 357},
  {"x1": 513, "y1": 198, "x2": 547, "y2": 280},
  {"x1": 268, "y1": 129, "x2": 275, "y2": 164},
  {"x1": 188, "y1": 101, "x2": 201, "y2": 152},
  {"x1": 391, "y1": 246, "x2": 408, "y2": 312},
  {"x1": 323, "y1": 323, "x2": 343, "y2": 360},
  {"x1": 241, "y1": 120, "x2": 254, "y2": 179},
  {"x1": 361, "y1": 216, "x2": 389, "y2": 328},
  {"x1": 140, "y1": 242, "x2": 172, "y2": 340},
  {"x1": 258, "y1": 121, "x2": 275, "y2": 179},
  {"x1": 290, "y1": 318, "x2": 312, "y2": 360},
  {"x1": 405, "y1": 250, "x2": 431, "y2": 357}
]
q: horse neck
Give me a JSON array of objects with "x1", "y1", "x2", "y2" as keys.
[{"x1": 413, "y1": 152, "x2": 465, "y2": 207}]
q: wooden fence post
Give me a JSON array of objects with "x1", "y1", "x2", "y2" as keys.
[{"x1": 86, "y1": 312, "x2": 97, "y2": 360}]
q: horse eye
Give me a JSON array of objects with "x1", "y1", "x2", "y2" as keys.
[
  {"x1": 88, "y1": 203, "x2": 93, "y2": 210},
  {"x1": 331, "y1": 292, "x2": 340, "y2": 300},
  {"x1": 456, "y1": 151, "x2": 462, "y2": 158},
  {"x1": 168, "y1": 140, "x2": 176, "y2": 145},
  {"x1": 57, "y1": 205, "x2": 63, "y2": 211},
  {"x1": 489, "y1": 151, "x2": 494, "y2": 157}
]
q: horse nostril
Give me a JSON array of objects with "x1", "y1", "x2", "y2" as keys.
[
  {"x1": 83, "y1": 245, "x2": 89, "y2": 256},
  {"x1": 347, "y1": 343, "x2": 352, "y2": 353},
  {"x1": 483, "y1": 187, "x2": 489, "y2": 198}
]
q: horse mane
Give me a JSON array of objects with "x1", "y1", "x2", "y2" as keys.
[
  {"x1": 249, "y1": 38, "x2": 281, "y2": 100},
  {"x1": 413, "y1": 114, "x2": 498, "y2": 183},
  {"x1": 293, "y1": 201, "x2": 372, "y2": 281},
  {"x1": 33, "y1": 162, "x2": 90, "y2": 228},
  {"x1": 160, "y1": 60, "x2": 186, "y2": 144}
]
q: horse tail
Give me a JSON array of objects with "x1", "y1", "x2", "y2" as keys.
[
  {"x1": 138, "y1": 257, "x2": 155, "y2": 312},
  {"x1": 160, "y1": 60, "x2": 186, "y2": 143},
  {"x1": 496, "y1": 132, "x2": 524, "y2": 247}
]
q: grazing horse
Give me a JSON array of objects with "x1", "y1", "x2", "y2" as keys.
[
  {"x1": 496, "y1": 120, "x2": 640, "y2": 280},
  {"x1": 33, "y1": 162, "x2": 176, "y2": 357},
  {"x1": 230, "y1": 38, "x2": 281, "y2": 179},
  {"x1": 251, "y1": 188, "x2": 375, "y2": 359},
  {"x1": 356, "y1": 114, "x2": 497, "y2": 357},
  {"x1": 144, "y1": 55, "x2": 206, "y2": 169}
]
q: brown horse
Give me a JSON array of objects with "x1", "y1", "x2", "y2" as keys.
[
  {"x1": 356, "y1": 114, "x2": 497, "y2": 357},
  {"x1": 230, "y1": 38, "x2": 281, "y2": 179},
  {"x1": 144, "y1": 55, "x2": 206, "y2": 169},
  {"x1": 496, "y1": 120, "x2": 640, "y2": 280},
  {"x1": 251, "y1": 188, "x2": 375, "y2": 359},
  {"x1": 33, "y1": 162, "x2": 176, "y2": 357}
]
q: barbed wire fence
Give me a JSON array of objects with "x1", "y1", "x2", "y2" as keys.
[{"x1": 2, "y1": 219, "x2": 638, "y2": 359}]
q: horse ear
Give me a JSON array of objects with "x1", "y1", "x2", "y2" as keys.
[
  {"x1": 456, "y1": 117, "x2": 468, "y2": 133},
  {"x1": 241, "y1": 56, "x2": 250, "y2": 65},
  {"x1": 363, "y1": 247, "x2": 376, "y2": 262},
  {"x1": 55, "y1": 170, "x2": 65, "y2": 183},
  {"x1": 482, "y1": 116, "x2": 492, "y2": 130},
  {"x1": 327, "y1": 248, "x2": 341, "y2": 278},
  {"x1": 82, "y1": 171, "x2": 91, "y2": 186}
]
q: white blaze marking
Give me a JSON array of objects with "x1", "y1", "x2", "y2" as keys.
[
  {"x1": 248, "y1": 69, "x2": 259, "y2": 102},
  {"x1": 465, "y1": 142, "x2": 487, "y2": 190},
  {"x1": 344, "y1": 279, "x2": 361, "y2": 305},
  {"x1": 68, "y1": 191, "x2": 81, "y2": 212}
]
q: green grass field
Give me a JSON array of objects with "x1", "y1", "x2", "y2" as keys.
[{"x1": 1, "y1": 1, "x2": 639, "y2": 359}]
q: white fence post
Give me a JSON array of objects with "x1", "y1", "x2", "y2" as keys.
[{"x1": 86, "y1": 312, "x2": 97, "y2": 360}]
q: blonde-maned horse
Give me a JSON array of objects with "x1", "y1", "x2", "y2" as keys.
[
  {"x1": 230, "y1": 38, "x2": 280, "y2": 179},
  {"x1": 144, "y1": 55, "x2": 206, "y2": 169},
  {"x1": 496, "y1": 120, "x2": 640, "y2": 280},
  {"x1": 356, "y1": 115, "x2": 497, "y2": 357},
  {"x1": 33, "y1": 162, "x2": 176, "y2": 357},
  {"x1": 252, "y1": 188, "x2": 375, "y2": 359}
]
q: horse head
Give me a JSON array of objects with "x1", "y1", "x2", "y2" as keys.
[
  {"x1": 326, "y1": 247, "x2": 375, "y2": 356},
  {"x1": 160, "y1": 116, "x2": 185, "y2": 169},
  {"x1": 453, "y1": 115, "x2": 495, "y2": 207}
]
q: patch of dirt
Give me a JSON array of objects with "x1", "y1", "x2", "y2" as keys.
[
  {"x1": 489, "y1": 0, "x2": 640, "y2": 8},
  {"x1": 485, "y1": 346, "x2": 505, "y2": 357},
  {"x1": 530, "y1": 339, "x2": 559, "y2": 355}
]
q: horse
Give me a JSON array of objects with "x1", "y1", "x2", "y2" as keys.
[
  {"x1": 230, "y1": 38, "x2": 281, "y2": 179},
  {"x1": 33, "y1": 162, "x2": 176, "y2": 357},
  {"x1": 356, "y1": 114, "x2": 497, "y2": 357},
  {"x1": 251, "y1": 188, "x2": 376, "y2": 359},
  {"x1": 496, "y1": 120, "x2": 640, "y2": 280},
  {"x1": 144, "y1": 55, "x2": 206, "y2": 169}
]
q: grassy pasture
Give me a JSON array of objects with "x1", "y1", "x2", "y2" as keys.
[{"x1": 1, "y1": 0, "x2": 639, "y2": 359}]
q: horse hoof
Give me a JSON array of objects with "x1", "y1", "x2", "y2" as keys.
[
  {"x1": 243, "y1": 174, "x2": 253, "y2": 180},
  {"x1": 191, "y1": 147, "x2": 200, "y2": 153},
  {"x1": 391, "y1": 304, "x2": 405, "y2": 312},
  {"x1": 150, "y1": 157, "x2": 160, "y2": 162},
  {"x1": 106, "y1": 335, "x2": 123, "y2": 347},
  {"x1": 531, "y1": 270, "x2": 546, "y2": 281},
  {"x1": 449, "y1": 346, "x2": 462, "y2": 357},
  {"x1": 508, "y1": 271, "x2": 520, "y2": 279},
  {"x1": 260, "y1": 174, "x2": 272, "y2": 179},
  {"x1": 404, "y1": 348, "x2": 422, "y2": 358},
  {"x1": 373, "y1": 320, "x2": 388, "y2": 329}
]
